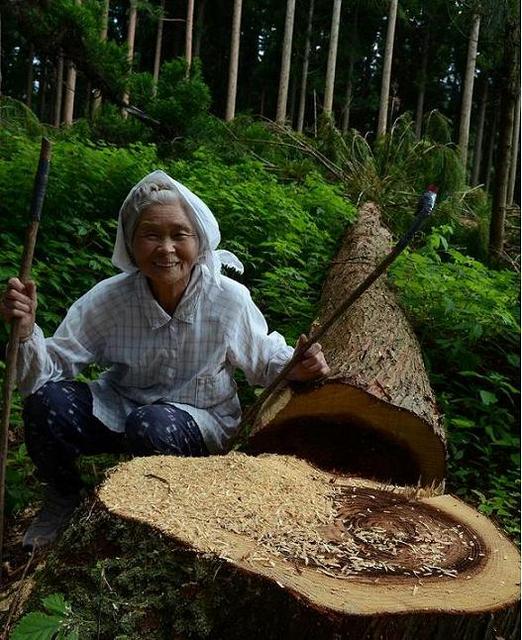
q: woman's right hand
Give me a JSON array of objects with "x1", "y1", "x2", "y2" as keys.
[{"x1": 0, "y1": 277, "x2": 38, "y2": 341}]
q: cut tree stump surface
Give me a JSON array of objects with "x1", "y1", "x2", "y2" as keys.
[{"x1": 98, "y1": 453, "x2": 520, "y2": 618}]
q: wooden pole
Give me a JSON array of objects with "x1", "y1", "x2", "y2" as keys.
[{"x1": 0, "y1": 138, "x2": 51, "y2": 579}]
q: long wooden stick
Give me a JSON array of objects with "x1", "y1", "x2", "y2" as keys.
[
  {"x1": 0, "y1": 138, "x2": 52, "y2": 578},
  {"x1": 231, "y1": 188, "x2": 438, "y2": 449}
]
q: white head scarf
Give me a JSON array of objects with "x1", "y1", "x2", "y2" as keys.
[{"x1": 111, "y1": 170, "x2": 244, "y2": 286}]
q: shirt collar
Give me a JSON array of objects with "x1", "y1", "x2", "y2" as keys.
[{"x1": 135, "y1": 267, "x2": 203, "y2": 328}]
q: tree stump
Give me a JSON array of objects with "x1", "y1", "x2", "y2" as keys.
[
  {"x1": 30, "y1": 453, "x2": 518, "y2": 639},
  {"x1": 247, "y1": 202, "x2": 446, "y2": 488}
]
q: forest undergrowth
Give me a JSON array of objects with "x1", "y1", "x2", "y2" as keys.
[{"x1": 0, "y1": 98, "x2": 519, "y2": 550}]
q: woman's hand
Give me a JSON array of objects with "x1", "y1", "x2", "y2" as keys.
[
  {"x1": 287, "y1": 334, "x2": 330, "y2": 382},
  {"x1": 0, "y1": 277, "x2": 38, "y2": 341}
]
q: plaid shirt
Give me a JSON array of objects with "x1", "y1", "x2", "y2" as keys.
[{"x1": 17, "y1": 266, "x2": 294, "y2": 453}]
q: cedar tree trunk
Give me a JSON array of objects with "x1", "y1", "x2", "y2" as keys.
[
  {"x1": 53, "y1": 51, "x2": 64, "y2": 127},
  {"x1": 247, "y1": 203, "x2": 446, "y2": 487},
  {"x1": 92, "y1": 0, "x2": 109, "y2": 114},
  {"x1": 225, "y1": 0, "x2": 243, "y2": 122},
  {"x1": 297, "y1": 0, "x2": 314, "y2": 134},
  {"x1": 185, "y1": 0, "x2": 194, "y2": 77},
  {"x1": 323, "y1": 0, "x2": 342, "y2": 118},
  {"x1": 507, "y1": 90, "x2": 521, "y2": 206},
  {"x1": 276, "y1": 0, "x2": 296, "y2": 125},
  {"x1": 152, "y1": 0, "x2": 165, "y2": 97},
  {"x1": 376, "y1": 0, "x2": 398, "y2": 137},
  {"x1": 471, "y1": 75, "x2": 488, "y2": 186},
  {"x1": 458, "y1": 13, "x2": 481, "y2": 170},
  {"x1": 415, "y1": 29, "x2": 429, "y2": 140}
]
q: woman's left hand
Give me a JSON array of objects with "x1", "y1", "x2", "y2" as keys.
[{"x1": 287, "y1": 334, "x2": 330, "y2": 382}]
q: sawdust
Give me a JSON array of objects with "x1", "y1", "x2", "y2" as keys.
[{"x1": 98, "y1": 453, "x2": 479, "y2": 580}]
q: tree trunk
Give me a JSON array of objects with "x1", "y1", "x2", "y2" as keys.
[
  {"x1": 376, "y1": 0, "x2": 398, "y2": 138},
  {"x1": 193, "y1": 0, "x2": 206, "y2": 59},
  {"x1": 484, "y1": 105, "x2": 498, "y2": 192},
  {"x1": 92, "y1": 0, "x2": 109, "y2": 114},
  {"x1": 297, "y1": 0, "x2": 314, "y2": 134},
  {"x1": 152, "y1": 0, "x2": 165, "y2": 97},
  {"x1": 276, "y1": 0, "x2": 296, "y2": 125},
  {"x1": 62, "y1": 57, "x2": 77, "y2": 125},
  {"x1": 341, "y1": 9, "x2": 358, "y2": 136},
  {"x1": 341, "y1": 58, "x2": 354, "y2": 135},
  {"x1": 507, "y1": 90, "x2": 520, "y2": 205},
  {"x1": 27, "y1": 453, "x2": 520, "y2": 639},
  {"x1": 458, "y1": 12, "x2": 481, "y2": 171},
  {"x1": 38, "y1": 59, "x2": 48, "y2": 121},
  {"x1": 53, "y1": 51, "x2": 64, "y2": 127},
  {"x1": 471, "y1": 74, "x2": 488, "y2": 186},
  {"x1": 185, "y1": 0, "x2": 194, "y2": 77},
  {"x1": 323, "y1": 0, "x2": 342, "y2": 118},
  {"x1": 25, "y1": 43, "x2": 35, "y2": 108},
  {"x1": 248, "y1": 203, "x2": 446, "y2": 487},
  {"x1": 414, "y1": 29, "x2": 429, "y2": 140},
  {"x1": 489, "y1": 18, "x2": 519, "y2": 263},
  {"x1": 225, "y1": 0, "x2": 243, "y2": 122},
  {"x1": 122, "y1": 0, "x2": 137, "y2": 113}
]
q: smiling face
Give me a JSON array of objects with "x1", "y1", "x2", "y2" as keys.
[{"x1": 132, "y1": 202, "x2": 199, "y2": 301}]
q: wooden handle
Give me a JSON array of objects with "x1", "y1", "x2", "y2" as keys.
[{"x1": 0, "y1": 137, "x2": 52, "y2": 578}]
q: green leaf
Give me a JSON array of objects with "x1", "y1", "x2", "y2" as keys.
[
  {"x1": 479, "y1": 390, "x2": 498, "y2": 406},
  {"x1": 11, "y1": 612, "x2": 63, "y2": 640},
  {"x1": 42, "y1": 593, "x2": 68, "y2": 616}
]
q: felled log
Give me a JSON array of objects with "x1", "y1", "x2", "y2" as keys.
[
  {"x1": 247, "y1": 202, "x2": 446, "y2": 487},
  {"x1": 31, "y1": 453, "x2": 519, "y2": 640}
]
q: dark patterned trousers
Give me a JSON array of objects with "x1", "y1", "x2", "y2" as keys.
[{"x1": 23, "y1": 380, "x2": 208, "y2": 495}]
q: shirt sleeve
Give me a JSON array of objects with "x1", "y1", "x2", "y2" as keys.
[
  {"x1": 16, "y1": 294, "x2": 106, "y2": 398},
  {"x1": 226, "y1": 291, "x2": 294, "y2": 387}
]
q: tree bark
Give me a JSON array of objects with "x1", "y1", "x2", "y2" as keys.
[
  {"x1": 185, "y1": 0, "x2": 194, "y2": 77},
  {"x1": 297, "y1": 0, "x2": 314, "y2": 134},
  {"x1": 193, "y1": 0, "x2": 206, "y2": 59},
  {"x1": 53, "y1": 50, "x2": 64, "y2": 127},
  {"x1": 376, "y1": 0, "x2": 398, "y2": 138},
  {"x1": 489, "y1": 18, "x2": 519, "y2": 263},
  {"x1": 62, "y1": 0, "x2": 82, "y2": 125},
  {"x1": 25, "y1": 43, "x2": 35, "y2": 108},
  {"x1": 62, "y1": 57, "x2": 77, "y2": 125},
  {"x1": 121, "y1": 0, "x2": 137, "y2": 113},
  {"x1": 341, "y1": 9, "x2": 358, "y2": 136},
  {"x1": 414, "y1": 29, "x2": 429, "y2": 140},
  {"x1": 225, "y1": 0, "x2": 243, "y2": 122},
  {"x1": 152, "y1": 0, "x2": 165, "y2": 97},
  {"x1": 92, "y1": 0, "x2": 109, "y2": 114},
  {"x1": 248, "y1": 203, "x2": 446, "y2": 487},
  {"x1": 341, "y1": 57, "x2": 354, "y2": 135},
  {"x1": 458, "y1": 12, "x2": 481, "y2": 171},
  {"x1": 484, "y1": 105, "x2": 498, "y2": 193},
  {"x1": 28, "y1": 454, "x2": 519, "y2": 639},
  {"x1": 471, "y1": 74, "x2": 488, "y2": 186},
  {"x1": 507, "y1": 90, "x2": 520, "y2": 205},
  {"x1": 38, "y1": 59, "x2": 48, "y2": 121},
  {"x1": 323, "y1": 0, "x2": 342, "y2": 118},
  {"x1": 276, "y1": 0, "x2": 296, "y2": 125}
]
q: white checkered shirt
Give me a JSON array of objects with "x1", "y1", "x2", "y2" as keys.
[{"x1": 17, "y1": 266, "x2": 294, "y2": 453}]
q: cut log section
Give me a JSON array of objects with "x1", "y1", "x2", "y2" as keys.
[
  {"x1": 247, "y1": 202, "x2": 446, "y2": 487},
  {"x1": 72, "y1": 453, "x2": 521, "y2": 639}
]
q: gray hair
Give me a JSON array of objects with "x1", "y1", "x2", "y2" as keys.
[{"x1": 123, "y1": 180, "x2": 202, "y2": 253}]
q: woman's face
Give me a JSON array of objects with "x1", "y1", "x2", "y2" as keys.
[{"x1": 132, "y1": 202, "x2": 199, "y2": 291}]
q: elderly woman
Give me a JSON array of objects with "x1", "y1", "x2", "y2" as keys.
[{"x1": 1, "y1": 170, "x2": 329, "y2": 550}]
